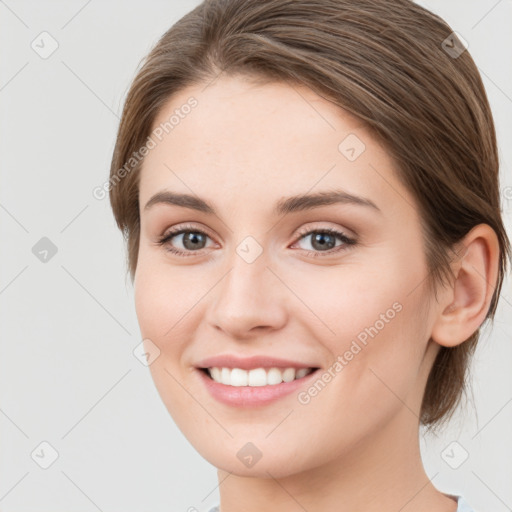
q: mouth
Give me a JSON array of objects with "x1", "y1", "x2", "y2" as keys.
[{"x1": 198, "y1": 366, "x2": 320, "y2": 387}]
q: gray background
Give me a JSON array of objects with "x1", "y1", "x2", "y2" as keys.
[{"x1": 1, "y1": 1, "x2": 511, "y2": 510}]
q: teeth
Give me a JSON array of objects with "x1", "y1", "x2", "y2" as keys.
[
  {"x1": 207, "y1": 367, "x2": 314, "y2": 386},
  {"x1": 296, "y1": 368, "x2": 309, "y2": 379}
]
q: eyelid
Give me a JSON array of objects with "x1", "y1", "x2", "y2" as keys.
[
  {"x1": 160, "y1": 222, "x2": 215, "y2": 240},
  {"x1": 159, "y1": 221, "x2": 354, "y2": 241},
  {"x1": 293, "y1": 222, "x2": 355, "y2": 240}
]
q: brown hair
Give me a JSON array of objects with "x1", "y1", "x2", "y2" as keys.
[{"x1": 109, "y1": 0, "x2": 511, "y2": 430}]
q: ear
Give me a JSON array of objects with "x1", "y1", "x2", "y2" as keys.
[{"x1": 430, "y1": 224, "x2": 500, "y2": 348}]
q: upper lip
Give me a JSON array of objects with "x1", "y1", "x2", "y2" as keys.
[{"x1": 195, "y1": 354, "x2": 320, "y2": 371}]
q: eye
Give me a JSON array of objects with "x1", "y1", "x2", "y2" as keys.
[
  {"x1": 156, "y1": 223, "x2": 215, "y2": 257},
  {"x1": 291, "y1": 227, "x2": 357, "y2": 257}
]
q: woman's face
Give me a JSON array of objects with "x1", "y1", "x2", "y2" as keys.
[{"x1": 134, "y1": 75, "x2": 440, "y2": 477}]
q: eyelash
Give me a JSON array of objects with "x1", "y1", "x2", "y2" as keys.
[{"x1": 156, "y1": 223, "x2": 357, "y2": 258}]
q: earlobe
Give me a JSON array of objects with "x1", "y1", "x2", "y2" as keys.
[{"x1": 430, "y1": 224, "x2": 500, "y2": 348}]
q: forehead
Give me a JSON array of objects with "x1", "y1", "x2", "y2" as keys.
[{"x1": 138, "y1": 75, "x2": 412, "y2": 218}]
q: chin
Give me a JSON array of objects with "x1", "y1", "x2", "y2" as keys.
[{"x1": 189, "y1": 434, "x2": 313, "y2": 479}]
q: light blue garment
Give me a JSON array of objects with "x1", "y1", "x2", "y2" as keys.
[
  {"x1": 207, "y1": 495, "x2": 476, "y2": 512},
  {"x1": 454, "y1": 494, "x2": 477, "y2": 512}
]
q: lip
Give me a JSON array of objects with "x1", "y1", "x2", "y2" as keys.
[
  {"x1": 195, "y1": 354, "x2": 319, "y2": 371},
  {"x1": 196, "y1": 366, "x2": 321, "y2": 407}
]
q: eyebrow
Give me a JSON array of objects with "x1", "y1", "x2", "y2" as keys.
[{"x1": 143, "y1": 189, "x2": 381, "y2": 216}]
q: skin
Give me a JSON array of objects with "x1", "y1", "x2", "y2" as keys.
[{"x1": 134, "y1": 75, "x2": 499, "y2": 512}]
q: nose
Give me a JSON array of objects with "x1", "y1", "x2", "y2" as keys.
[{"x1": 207, "y1": 250, "x2": 288, "y2": 339}]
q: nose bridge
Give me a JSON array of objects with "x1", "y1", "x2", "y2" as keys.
[
  {"x1": 208, "y1": 241, "x2": 288, "y2": 336},
  {"x1": 226, "y1": 246, "x2": 270, "y2": 300}
]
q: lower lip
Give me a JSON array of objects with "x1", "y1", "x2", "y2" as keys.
[{"x1": 196, "y1": 368, "x2": 320, "y2": 407}]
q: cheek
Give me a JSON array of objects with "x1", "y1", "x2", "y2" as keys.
[
  {"x1": 289, "y1": 250, "x2": 430, "y2": 402},
  {"x1": 288, "y1": 260, "x2": 406, "y2": 345},
  {"x1": 134, "y1": 250, "x2": 204, "y2": 341},
  {"x1": 134, "y1": 267, "x2": 173, "y2": 341}
]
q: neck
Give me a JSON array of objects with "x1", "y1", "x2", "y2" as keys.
[{"x1": 215, "y1": 409, "x2": 457, "y2": 512}]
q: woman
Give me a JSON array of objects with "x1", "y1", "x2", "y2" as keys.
[{"x1": 108, "y1": 1, "x2": 510, "y2": 510}]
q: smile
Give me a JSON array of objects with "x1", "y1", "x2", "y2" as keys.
[{"x1": 197, "y1": 365, "x2": 321, "y2": 407}]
